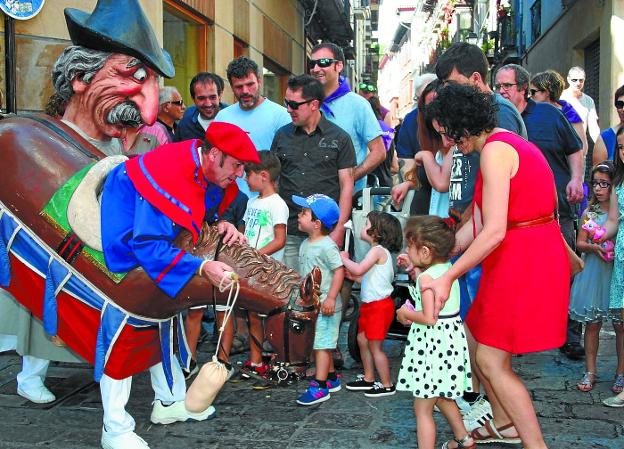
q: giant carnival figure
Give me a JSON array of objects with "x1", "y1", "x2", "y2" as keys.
[{"x1": 0, "y1": 1, "x2": 320, "y2": 448}]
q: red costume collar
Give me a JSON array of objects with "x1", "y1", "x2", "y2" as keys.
[{"x1": 125, "y1": 139, "x2": 237, "y2": 242}]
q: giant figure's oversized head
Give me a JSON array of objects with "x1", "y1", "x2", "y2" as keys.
[{"x1": 51, "y1": 0, "x2": 174, "y2": 141}]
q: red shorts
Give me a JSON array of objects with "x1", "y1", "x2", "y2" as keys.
[{"x1": 358, "y1": 297, "x2": 395, "y2": 341}]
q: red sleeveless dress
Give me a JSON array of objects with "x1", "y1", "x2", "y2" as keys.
[{"x1": 464, "y1": 131, "x2": 569, "y2": 354}]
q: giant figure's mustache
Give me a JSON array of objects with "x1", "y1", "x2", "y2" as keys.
[{"x1": 107, "y1": 101, "x2": 142, "y2": 128}]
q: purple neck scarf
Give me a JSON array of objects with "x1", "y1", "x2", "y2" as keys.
[{"x1": 320, "y1": 76, "x2": 351, "y2": 117}]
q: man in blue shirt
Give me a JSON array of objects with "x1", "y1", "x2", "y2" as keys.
[
  {"x1": 215, "y1": 57, "x2": 291, "y2": 199},
  {"x1": 309, "y1": 42, "x2": 385, "y2": 199},
  {"x1": 495, "y1": 63, "x2": 584, "y2": 360}
]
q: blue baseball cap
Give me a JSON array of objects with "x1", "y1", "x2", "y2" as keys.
[{"x1": 292, "y1": 194, "x2": 340, "y2": 228}]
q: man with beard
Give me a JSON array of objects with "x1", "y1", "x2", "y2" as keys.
[
  {"x1": 0, "y1": 1, "x2": 252, "y2": 448},
  {"x1": 176, "y1": 72, "x2": 225, "y2": 141},
  {"x1": 215, "y1": 56, "x2": 291, "y2": 200}
]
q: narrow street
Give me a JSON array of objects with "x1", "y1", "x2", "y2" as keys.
[{"x1": 0, "y1": 324, "x2": 622, "y2": 448}]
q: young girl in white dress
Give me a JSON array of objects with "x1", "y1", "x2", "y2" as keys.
[{"x1": 396, "y1": 215, "x2": 474, "y2": 449}]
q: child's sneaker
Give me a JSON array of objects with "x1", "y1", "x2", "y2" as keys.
[
  {"x1": 326, "y1": 374, "x2": 342, "y2": 392},
  {"x1": 296, "y1": 381, "x2": 330, "y2": 406},
  {"x1": 364, "y1": 382, "x2": 396, "y2": 397},
  {"x1": 240, "y1": 360, "x2": 270, "y2": 379},
  {"x1": 346, "y1": 374, "x2": 375, "y2": 391}
]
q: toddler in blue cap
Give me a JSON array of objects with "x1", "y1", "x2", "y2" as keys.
[{"x1": 291, "y1": 194, "x2": 345, "y2": 405}]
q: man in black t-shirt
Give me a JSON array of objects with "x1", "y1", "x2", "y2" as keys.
[{"x1": 271, "y1": 75, "x2": 356, "y2": 271}]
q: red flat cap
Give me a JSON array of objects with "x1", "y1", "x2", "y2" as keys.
[{"x1": 205, "y1": 122, "x2": 260, "y2": 163}]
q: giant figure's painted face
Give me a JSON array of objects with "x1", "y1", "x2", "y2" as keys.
[{"x1": 75, "y1": 54, "x2": 159, "y2": 139}]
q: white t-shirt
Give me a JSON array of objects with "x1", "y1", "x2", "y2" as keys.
[
  {"x1": 197, "y1": 114, "x2": 213, "y2": 131},
  {"x1": 560, "y1": 91, "x2": 598, "y2": 134},
  {"x1": 243, "y1": 193, "x2": 289, "y2": 261}
]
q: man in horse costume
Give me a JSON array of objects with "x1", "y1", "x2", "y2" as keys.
[{"x1": 0, "y1": 1, "x2": 265, "y2": 448}]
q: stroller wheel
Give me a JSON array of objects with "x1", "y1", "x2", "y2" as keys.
[{"x1": 342, "y1": 293, "x2": 360, "y2": 322}]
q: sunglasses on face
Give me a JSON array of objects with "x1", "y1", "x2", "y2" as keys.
[
  {"x1": 358, "y1": 83, "x2": 376, "y2": 92},
  {"x1": 307, "y1": 58, "x2": 338, "y2": 70},
  {"x1": 591, "y1": 180, "x2": 611, "y2": 189},
  {"x1": 570, "y1": 78, "x2": 584, "y2": 83},
  {"x1": 167, "y1": 100, "x2": 184, "y2": 106},
  {"x1": 530, "y1": 88, "x2": 543, "y2": 96},
  {"x1": 615, "y1": 100, "x2": 624, "y2": 110},
  {"x1": 494, "y1": 82, "x2": 517, "y2": 91},
  {"x1": 284, "y1": 98, "x2": 314, "y2": 110}
]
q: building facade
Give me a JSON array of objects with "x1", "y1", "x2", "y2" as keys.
[
  {"x1": 513, "y1": 0, "x2": 624, "y2": 127},
  {"x1": 0, "y1": 0, "x2": 308, "y2": 111}
]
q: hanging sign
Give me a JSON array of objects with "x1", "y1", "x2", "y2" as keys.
[{"x1": 0, "y1": 0, "x2": 45, "y2": 20}]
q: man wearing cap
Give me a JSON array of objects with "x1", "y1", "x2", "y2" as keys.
[
  {"x1": 98, "y1": 121, "x2": 258, "y2": 449},
  {"x1": 0, "y1": 2, "x2": 257, "y2": 449}
]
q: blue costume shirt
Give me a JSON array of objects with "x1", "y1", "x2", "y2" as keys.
[{"x1": 101, "y1": 163, "x2": 224, "y2": 298}]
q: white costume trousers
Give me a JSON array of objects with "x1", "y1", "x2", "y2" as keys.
[{"x1": 100, "y1": 360, "x2": 186, "y2": 435}]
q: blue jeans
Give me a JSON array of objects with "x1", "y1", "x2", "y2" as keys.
[{"x1": 451, "y1": 255, "x2": 482, "y2": 321}]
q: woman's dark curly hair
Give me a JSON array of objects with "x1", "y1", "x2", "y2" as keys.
[
  {"x1": 366, "y1": 211, "x2": 403, "y2": 253},
  {"x1": 424, "y1": 83, "x2": 498, "y2": 143},
  {"x1": 404, "y1": 215, "x2": 455, "y2": 261}
]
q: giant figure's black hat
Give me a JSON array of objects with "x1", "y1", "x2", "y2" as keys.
[{"x1": 65, "y1": 0, "x2": 175, "y2": 78}]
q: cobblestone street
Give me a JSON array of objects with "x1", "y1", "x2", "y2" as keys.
[{"x1": 0, "y1": 323, "x2": 623, "y2": 448}]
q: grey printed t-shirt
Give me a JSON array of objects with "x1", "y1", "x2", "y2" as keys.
[{"x1": 298, "y1": 236, "x2": 343, "y2": 310}]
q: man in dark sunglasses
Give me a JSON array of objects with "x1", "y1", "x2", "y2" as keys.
[
  {"x1": 308, "y1": 42, "x2": 385, "y2": 196},
  {"x1": 561, "y1": 66, "x2": 600, "y2": 144},
  {"x1": 271, "y1": 74, "x2": 355, "y2": 270},
  {"x1": 156, "y1": 86, "x2": 185, "y2": 141}
]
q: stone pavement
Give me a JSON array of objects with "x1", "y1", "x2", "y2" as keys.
[{"x1": 0, "y1": 323, "x2": 623, "y2": 449}]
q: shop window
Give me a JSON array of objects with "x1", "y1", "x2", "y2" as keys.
[
  {"x1": 234, "y1": 38, "x2": 249, "y2": 59},
  {"x1": 163, "y1": 1, "x2": 209, "y2": 105},
  {"x1": 263, "y1": 58, "x2": 288, "y2": 104}
]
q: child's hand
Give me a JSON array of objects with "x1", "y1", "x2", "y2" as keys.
[
  {"x1": 397, "y1": 253, "x2": 411, "y2": 268},
  {"x1": 321, "y1": 297, "x2": 336, "y2": 316},
  {"x1": 339, "y1": 251, "x2": 350, "y2": 262},
  {"x1": 396, "y1": 306, "x2": 413, "y2": 326},
  {"x1": 592, "y1": 242, "x2": 607, "y2": 256}
]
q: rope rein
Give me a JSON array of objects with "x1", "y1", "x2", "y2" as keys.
[{"x1": 213, "y1": 271, "x2": 240, "y2": 364}]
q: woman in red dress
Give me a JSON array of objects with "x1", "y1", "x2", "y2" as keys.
[{"x1": 421, "y1": 83, "x2": 569, "y2": 449}]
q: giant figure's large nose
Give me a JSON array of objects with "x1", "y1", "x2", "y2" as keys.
[{"x1": 131, "y1": 75, "x2": 159, "y2": 126}]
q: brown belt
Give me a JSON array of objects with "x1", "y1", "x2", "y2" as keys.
[{"x1": 507, "y1": 215, "x2": 554, "y2": 230}]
